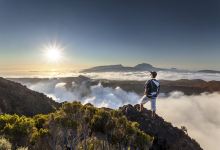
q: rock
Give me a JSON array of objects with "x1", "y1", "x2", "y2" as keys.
[{"x1": 120, "y1": 104, "x2": 202, "y2": 150}]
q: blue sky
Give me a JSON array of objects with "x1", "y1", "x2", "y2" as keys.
[{"x1": 0, "y1": 0, "x2": 220, "y2": 71}]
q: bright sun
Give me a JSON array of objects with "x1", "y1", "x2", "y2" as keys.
[{"x1": 44, "y1": 43, "x2": 63, "y2": 62}]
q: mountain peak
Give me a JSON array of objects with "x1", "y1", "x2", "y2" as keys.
[
  {"x1": 135, "y1": 63, "x2": 153, "y2": 66},
  {"x1": 134, "y1": 63, "x2": 153, "y2": 70}
]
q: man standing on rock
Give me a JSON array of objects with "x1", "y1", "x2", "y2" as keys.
[{"x1": 140, "y1": 71, "x2": 160, "y2": 118}]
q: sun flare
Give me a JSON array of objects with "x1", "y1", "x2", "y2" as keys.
[{"x1": 44, "y1": 43, "x2": 63, "y2": 62}]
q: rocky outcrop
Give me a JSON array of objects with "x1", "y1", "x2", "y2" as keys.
[{"x1": 120, "y1": 104, "x2": 202, "y2": 150}]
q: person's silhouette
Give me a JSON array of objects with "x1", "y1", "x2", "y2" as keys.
[{"x1": 140, "y1": 71, "x2": 160, "y2": 118}]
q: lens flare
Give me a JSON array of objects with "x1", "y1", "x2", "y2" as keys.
[{"x1": 43, "y1": 42, "x2": 64, "y2": 62}]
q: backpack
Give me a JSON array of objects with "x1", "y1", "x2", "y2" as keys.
[{"x1": 146, "y1": 79, "x2": 160, "y2": 98}]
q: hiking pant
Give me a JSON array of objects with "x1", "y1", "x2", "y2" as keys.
[{"x1": 141, "y1": 95, "x2": 157, "y2": 111}]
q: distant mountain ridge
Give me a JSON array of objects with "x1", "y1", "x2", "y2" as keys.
[
  {"x1": 197, "y1": 70, "x2": 220, "y2": 73},
  {"x1": 80, "y1": 63, "x2": 170, "y2": 72}
]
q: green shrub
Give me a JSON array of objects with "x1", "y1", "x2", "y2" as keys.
[
  {"x1": 0, "y1": 114, "x2": 35, "y2": 136},
  {"x1": 90, "y1": 109, "x2": 112, "y2": 133},
  {"x1": 33, "y1": 114, "x2": 49, "y2": 129},
  {"x1": 0, "y1": 102, "x2": 152, "y2": 149}
]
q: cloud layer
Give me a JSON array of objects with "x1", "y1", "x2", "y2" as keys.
[
  {"x1": 156, "y1": 92, "x2": 220, "y2": 150},
  {"x1": 83, "y1": 71, "x2": 220, "y2": 81},
  {"x1": 3, "y1": 70, "x2": 220, "y2": 81}
]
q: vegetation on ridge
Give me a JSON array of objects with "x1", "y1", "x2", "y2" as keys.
[{"x1": 0, "y1": 102, "x2": 152, "y2": 150}]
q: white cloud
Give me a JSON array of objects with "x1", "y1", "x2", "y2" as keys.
[
  {"x1": 82, "y1": 83, "x2": 140, "y2": 108},
  {"x1": 82, "y1": 71, "x2": 220, "y2": 81},
  {"x1": 155, "y1": 92, "x2": 220, "y2": 150}
]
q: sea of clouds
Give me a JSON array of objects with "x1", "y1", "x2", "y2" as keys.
[
  {"x1": 157, "y1": 92, "x2": 220, "y2": 150},
  {"x1": 82, "y1": 71, "x2": 220, "y2": 81},
  {"x1": 19, "y1": 79, "x2": 220, "y2": 150},
  {"x1": 3, "y1": 70, "x2": 220, "y2": 81},
  {"x1": 9, "y1": 69, "x2": 220, "y2": 150},
  {"x1": 25, "y1": 80, "x2": 140, "y2": 106}
]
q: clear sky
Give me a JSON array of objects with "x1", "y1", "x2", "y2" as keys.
[{"x1": 0, "y1": 0, "x2": 220, "y2": 71}]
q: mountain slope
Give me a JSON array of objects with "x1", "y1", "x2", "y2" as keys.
[{"x1": 0, "y1": 77, "x2": 60, "y2": 116}]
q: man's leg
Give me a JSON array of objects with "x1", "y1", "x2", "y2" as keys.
[
  {"x1": 151, "y1": 97, "x2": 156, "y2": 118},
  {"x1": 140, "y1": 103, "x2": 144, "y2": 111},
  {"x1": 140, "y1": 95, "x2": 149, "y2": 111}
]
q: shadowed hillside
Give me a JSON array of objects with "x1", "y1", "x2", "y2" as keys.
[{"x1": 0, "y1": 77, "x2": 60, "y2": 116}]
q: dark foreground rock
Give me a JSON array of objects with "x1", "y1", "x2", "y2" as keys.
[{"x1": 120, "y1": 104, "x2": 202, "y2": 150}]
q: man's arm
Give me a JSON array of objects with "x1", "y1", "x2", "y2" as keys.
[
  {"x1": 144, "y1": 88, "x2": 148, "y2": 95},
  {"x1": 157, "y1": 84, "x2": 160, "y2": 95}
]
